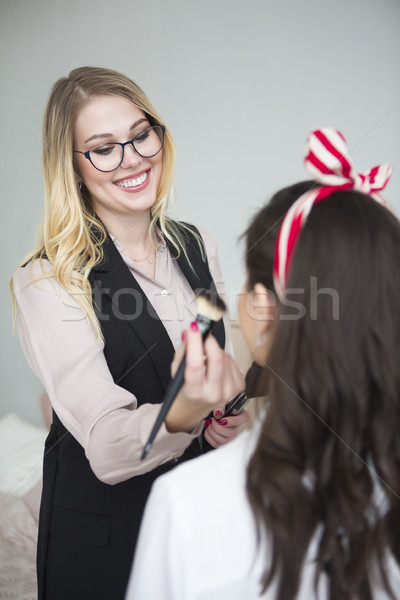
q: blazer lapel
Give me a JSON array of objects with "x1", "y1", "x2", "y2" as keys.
[
  {"x1": 90, "y1": 234, "x2": 175, "y2": 391},
  {"x1": 166, "y1": 235, "x2": 208, "y2": 293},
  {"x1": 89, "y1": 224, "x2": 225, "y2": 391},
  {"x1": 166, "y1": 229, "x2": 226, "y2": 350}
]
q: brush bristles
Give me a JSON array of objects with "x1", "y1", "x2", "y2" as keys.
[{"x1": 195, "y1": 289, "x2": 226, "y2": 322}]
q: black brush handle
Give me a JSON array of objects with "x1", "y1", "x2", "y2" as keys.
[
  {"x1": 141, "y1": 358, "x2": 186, "y2": 460},
  {"x1": 141, "y1": 318, "x2": 214, "y2": 460},
  {"x1": 221, "y1": 391, "x2": 249, "y2": 417}
]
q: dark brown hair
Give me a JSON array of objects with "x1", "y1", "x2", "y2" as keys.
[
  {"x1": 245, "y1": 187, "x2": 400, "y2": 599},
  {"x1": 243, "y1": 181, "x2": 316, "y2": 292}
]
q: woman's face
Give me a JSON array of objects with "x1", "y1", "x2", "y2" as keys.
[{"x1": 74, "y1": 95, "x2": 163, "y2": 225}]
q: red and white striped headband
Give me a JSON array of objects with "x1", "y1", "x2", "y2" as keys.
[{"x1": 273, "y1": 128, "x2": 392, "y2": 298}]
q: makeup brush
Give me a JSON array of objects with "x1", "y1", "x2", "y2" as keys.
[{"x1": 141, "y1": 289, "x2": 226, "y2": 460}]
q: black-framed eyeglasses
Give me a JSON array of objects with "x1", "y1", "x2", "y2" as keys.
[{"x1": 74, "y1": 125, "x2": 165, "y2": 173}]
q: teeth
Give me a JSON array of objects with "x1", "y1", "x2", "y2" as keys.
[{"x1": 115, "y1": 172, "x2": 148, "y2": 188}]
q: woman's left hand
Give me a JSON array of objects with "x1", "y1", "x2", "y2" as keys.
[{"x1": 204, "y1": 409, "x2": 250, "y2": 448}]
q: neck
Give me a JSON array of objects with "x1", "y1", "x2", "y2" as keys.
[{"x1": 100, "y1": 209, "x2": 154, "y2": 251}]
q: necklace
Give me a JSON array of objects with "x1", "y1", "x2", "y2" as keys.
[{"x1": 130, "y1": 248, "x2": 154, "y2": 264}]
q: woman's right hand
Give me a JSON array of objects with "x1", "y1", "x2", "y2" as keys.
[{"x1": 164, "y1": 323, "x2": 245, "y2": 433}]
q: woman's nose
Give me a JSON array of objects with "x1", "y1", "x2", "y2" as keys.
[{"x1": 120, "y1": 143, "x2": 142, "y2": 168}]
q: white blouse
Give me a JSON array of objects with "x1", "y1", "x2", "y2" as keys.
[
  {"x1": 13, "y1": 228, "x2": 232, "y2": 485},
  {"x1": 127, "y1": 426, "x2": 400, "y2": 600}
]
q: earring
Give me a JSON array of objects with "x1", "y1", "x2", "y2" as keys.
[{"x1": 255, "y1": 332, "x2": 267, "y2": 347}]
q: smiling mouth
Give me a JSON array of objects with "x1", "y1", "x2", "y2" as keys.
[{"x1": 114, "y1": 171, "x2": 148, "y2": 188}]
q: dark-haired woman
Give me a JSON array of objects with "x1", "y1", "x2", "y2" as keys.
[{"x1": 127, "y1": 128, "x2": 400, "y2": 599}]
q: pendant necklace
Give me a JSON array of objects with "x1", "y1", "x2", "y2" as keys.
[
  {"x1": 130, "y1": 249, "x2": 154, "y2": 264},
  {"x1": 129, "y1": 248, "x2": 153, "y2": 264}
]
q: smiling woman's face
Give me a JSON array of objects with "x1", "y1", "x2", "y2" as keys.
[{"x1": 74, "y1": 94, "x2": 163, "y2": 226}]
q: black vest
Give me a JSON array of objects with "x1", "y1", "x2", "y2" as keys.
[{"x1": 37, "y1": 225, "x2": 225, "y2": 600}]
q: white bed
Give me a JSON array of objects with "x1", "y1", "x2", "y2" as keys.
[{"x1": 0, "y1": 413, "x2": 48, "y2": 600}]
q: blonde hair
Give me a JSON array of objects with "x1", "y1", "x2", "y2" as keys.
[{"x1": 11, "y1": 66, "x2": 202, "y2": 337}]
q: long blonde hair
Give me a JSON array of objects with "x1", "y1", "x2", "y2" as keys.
[{"x1": 11, "y1": 66, "x2": 200, "y2": 337}]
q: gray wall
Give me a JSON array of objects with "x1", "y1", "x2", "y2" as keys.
[{"x1": 2, "y1": 0, "x2": 400, "y2": 425}]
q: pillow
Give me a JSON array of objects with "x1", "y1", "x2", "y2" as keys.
[{"x1": 0, "y1": 413, "x2": 47, "y2": 497}]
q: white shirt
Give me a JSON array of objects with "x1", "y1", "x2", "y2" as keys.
[
  {"x1": 13, "y1": 228, "x2": 232, "y2": 485},
  {"x1": 127, "y1": 426, "x2": 400, "y2": 600}
]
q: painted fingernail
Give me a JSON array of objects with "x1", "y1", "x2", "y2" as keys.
[
  {"x1": 190, "y1": 321, "x2": 199, "y2": 332},
  {"x1": 204, "y1": 418, "x2": 212, "y2": 430},
  {"x1": 214, "y1": 410, "x2": 223, "y2": 418},
  {"x1": 218, "y1": 419, "x2": 228, "y2": 426},
  {"x1": 181, "y1": 331, "x2": 186, "y2": 341}
]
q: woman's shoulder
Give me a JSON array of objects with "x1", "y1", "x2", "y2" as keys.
[
  {"x1": 12, "y1": 258, "x2": 60, "y2": 300},
  {"x1": 178, "y1": 221, "x2": 218, "y2": 258},
  {"x1": 13, "y1": 258, "x2": 88, "y2": 325},
  {"x1": 196, "y1": 226, "x2": 216, "y2": 250},
  {"x1": 144, "y1": 428, "x2": 262, "y2": 587},
  {"x1": 167, "y1": 219, "x2": 215, "y2": 246},
  {"x1": 13, "y1": 258, "x2": 51, "y2": 283},
  {"x1": 155, "y1": 426, "x2": 259, "y2": 499}
]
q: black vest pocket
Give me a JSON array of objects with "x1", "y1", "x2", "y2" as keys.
[{"x1": 49, "y1": 505, "x2": 111, "y2": 547}]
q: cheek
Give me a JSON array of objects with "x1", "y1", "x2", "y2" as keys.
[
  {"x1": 78, "y1": 159, "x2": 108, "y2": 191},
  {"x1": 76, "y1": 155, "x2": 92, "y2": 183},
  {"x1": 152, "y1": 153, "x2": 163, "y2": 184},
  {"x1": 238, "y1": 291, "x2": 255, "y2": 349}
]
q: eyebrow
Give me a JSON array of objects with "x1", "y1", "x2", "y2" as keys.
[{"x1": 84, "y1": 118, "x2": 149, "y2": 144}]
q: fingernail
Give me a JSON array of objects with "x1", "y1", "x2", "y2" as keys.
[
  {"x1": 181, "y1": 331, "x2": 186, "y2": 341},
  {"x1": 214, "y1": 410, "x2": 223, "y2": 418},
  {"x1": 204, "y1": 418, "x2": 212, "y2": 430},
  {"x1": 190, "y1": 321, "x2": 199, "y2": 332},
  {"x1": 218, "y1": 419, "x2": 228, "y2": 426}
]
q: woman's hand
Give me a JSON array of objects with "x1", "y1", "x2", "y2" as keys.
[
  {"x1": 164, "y1": 323, "x2": 245, "y2": 434},
  {"x1": 204, "y1": 409, "x2": 250, "y2": 448}
]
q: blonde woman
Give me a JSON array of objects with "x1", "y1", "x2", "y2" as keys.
[{"x1": 10, "y1": 67, "x2": 247, "y2": 600}]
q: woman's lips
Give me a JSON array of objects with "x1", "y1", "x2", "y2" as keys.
[{"x1": 113, "y1": 169, "x2": 150, "y2": 192}]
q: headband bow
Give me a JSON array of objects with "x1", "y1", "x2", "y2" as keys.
[{"x1": 273, "y1": 127, "x2": 392, "y2": 298}]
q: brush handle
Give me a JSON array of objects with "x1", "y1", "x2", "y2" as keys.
[
  {"x1": 141, "y1": 318, "x2": 214, "y2": 460},
  {"x1": 221, "y1": 391, "x2": 249, "y2": 417},
  {"x1": 141, "y1": 358, "x2": 186, "y2": 460}
]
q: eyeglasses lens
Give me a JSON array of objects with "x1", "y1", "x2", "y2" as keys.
[{"x1": 89, "y1": 125, "x2": 164, "y2": 172}]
